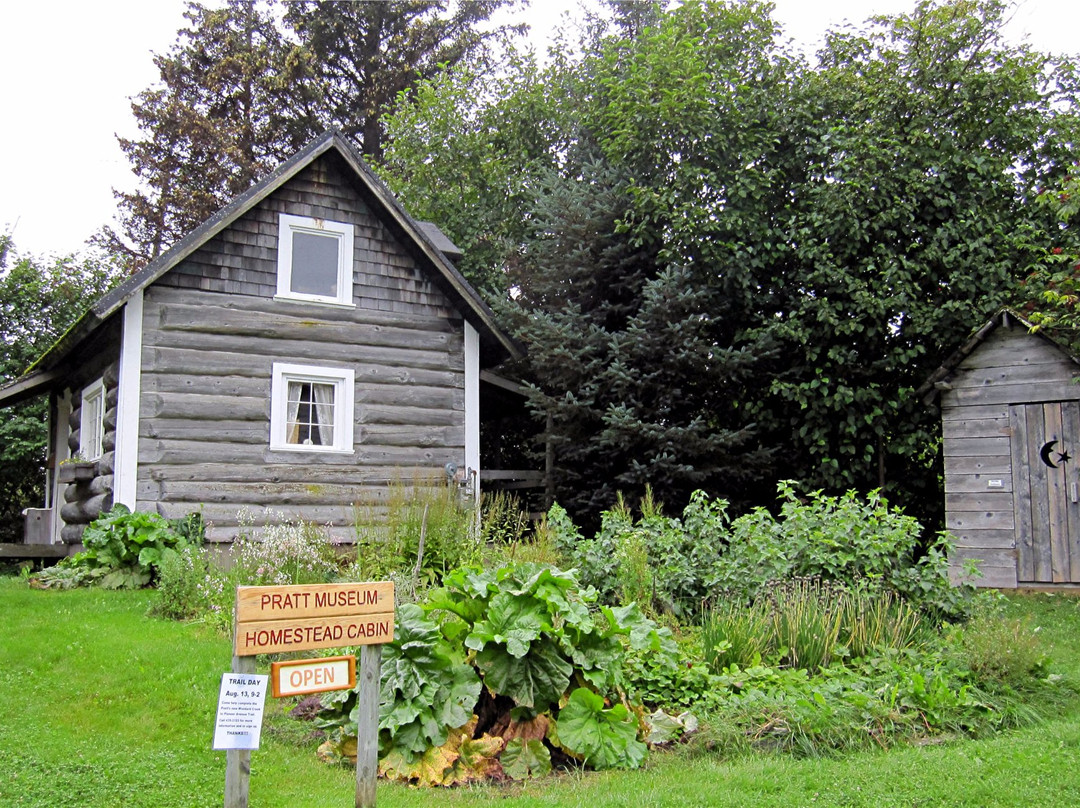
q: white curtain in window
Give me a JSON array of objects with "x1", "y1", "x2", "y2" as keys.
[
  {"x1": 286, "y1": 381, "x2": 303, "y2": 444},
  {"x1": 312, "y1": 382, "x2": 336, "y2": 446}
]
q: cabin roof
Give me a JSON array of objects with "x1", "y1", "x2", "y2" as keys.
[
  {"x1": 916, "y1": 309, "x2": 1080, "y2": 404},
  {"x1": 0, "y1": 131, "x2": 522, "y2": 407}
]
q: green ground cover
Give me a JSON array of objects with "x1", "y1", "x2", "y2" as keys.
[{"x1": 2, "y1": 578, "x2": 1079, "y2": 807}]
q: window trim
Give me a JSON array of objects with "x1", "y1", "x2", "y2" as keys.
[
  {"x1": 80, "y1": 377, "x2": 105, "y2": 461},
  {"x1": 269, "y1": 363, "x2": 355, "y2": 454},
  {"x1": 275, "y1": 213, "x2": 355, "y2": 306}
]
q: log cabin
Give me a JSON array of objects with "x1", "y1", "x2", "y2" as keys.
[
  {"x1": 919, "y1": 310, "x2": 1080, "y2": 588},
  {"x1": 0, "y1": 131, "x2": 524, "y2": 548}
]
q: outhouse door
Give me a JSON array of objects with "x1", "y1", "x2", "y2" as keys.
[{"x1": 1010, "y1": 402, "x2": 1080, "y2": 583}]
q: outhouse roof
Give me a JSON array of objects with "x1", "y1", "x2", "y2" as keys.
[{"x1": 916, "y1": 308, "x2": 1080, "y2": 404}]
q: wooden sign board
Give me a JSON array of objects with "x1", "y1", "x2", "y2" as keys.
[
  {"x1": 271, "y1": 656, "x2": 356, "y2": 698},
  {"x1": 234, "y1": 581, "x2": 394, "y2": 656}
]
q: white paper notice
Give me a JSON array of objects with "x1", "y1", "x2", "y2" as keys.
[{"x1": 213, "y1": 673, "x2": 269, "y2": 750}]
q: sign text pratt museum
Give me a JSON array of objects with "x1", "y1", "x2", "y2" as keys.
[{"x1": 234, "y1": 582, "x2": 394, "y2": 656}]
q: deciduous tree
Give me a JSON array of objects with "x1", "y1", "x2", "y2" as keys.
[{"x1": 0, "y1": 237, "x2": 123, "y2": 541}]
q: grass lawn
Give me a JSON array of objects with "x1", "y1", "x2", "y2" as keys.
[{"x1": 2, "y1": 577, "x2": 1079, "y2": 807}]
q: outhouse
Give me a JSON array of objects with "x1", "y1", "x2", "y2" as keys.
[{"x1": 920, "y1": 310, "x2": 1080, "y2": 588}]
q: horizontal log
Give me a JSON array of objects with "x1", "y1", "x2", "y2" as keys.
[
  {"x1": 150, "y1": 501, "x2": 360, "y2": 528},
  {"x1": 361, "y1": 424, "x2": 464, "y2": 447},
  {"x1": 145, "y1": 347, "x2": 461, "y2": 388},
  {"x1": 156, "y1": 301, "x2": 458, "y2": 351},
  {"x1": 0, "y1": 543, "x2": 68, "y2": 559},
  {"x1": 142, "y1": 420, "x2": 268, "y2": 444},
  {"x1": 60, "y1": 524, "x2": 86, "y2": 545},
  {"x1": 142, "y1": 393, "x2": 268, "y2": 422},
  {"x1": 144, "y1": 329, "x2": 462, "y2": 373},
  {"x1": 142, "y1": 480, "x2": 400, "y2": 507},
  {"x1": 361, "y1": 404, "x2": 461, "y2": 427},
  {"x1": 60, "y1": 494, "x2": 112, "y2": 524},
  {"x1": 144, "y1": 463, "x2": 446, "y2": 486},
  {"x1": 147, "y1": 284, "x2": 460, "y2": 333},
  {"x1": 138, "y1": 439, "x2": 458, "y2": 468}
]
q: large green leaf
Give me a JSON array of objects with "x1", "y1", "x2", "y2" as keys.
[
  {"x1": 501, "y1": 738, "x2": 552, "y2": 780},
  {"x1": 556, "y1": 688, "x2": 647, "y2": 770},
  {"x1": 466, "y1": 591, "x2": 551, "y2": 657},
  {"x1": 476, "y1": 635, "x2": 572, "y2": 710}
]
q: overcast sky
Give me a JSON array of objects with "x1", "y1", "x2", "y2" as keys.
[{"x1": 1, "y1": 0, "x2": 1077, "y2": 260}]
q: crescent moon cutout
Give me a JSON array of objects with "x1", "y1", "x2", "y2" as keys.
[{"x1": 1041, "y1": 440, "x2": 1059, "y2": 469}]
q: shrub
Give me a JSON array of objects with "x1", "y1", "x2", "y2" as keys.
[
  {"x1": 352, "y1": 482, "x2": 478, "y2": 588},
  {"x1": 553, "y1": 482, "x2": 978, "y2": 622},
  {"x1": 151, "y1": 545, "x2": 212, "y2": 620},
  {"x1": 949, "y1": 608, "x2": 1050, "y2": 692},
  {"x1": 31, "y1": 504, "x2": 204, "y2": 590},
  {"x1": 152, "y1": 511, "x2": 340, "y2": 630},
  {"x1": 232, "y1": 510, "x2": 339, "y2": 587}
]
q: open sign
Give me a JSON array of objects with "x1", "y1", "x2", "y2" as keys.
[{"x1": 270, "y1": 655, "x2": 356, "y2": 698}]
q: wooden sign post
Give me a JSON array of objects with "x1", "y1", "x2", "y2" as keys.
[{"x1": 226, "y1": 581, "x2": 394, "y2": 808}]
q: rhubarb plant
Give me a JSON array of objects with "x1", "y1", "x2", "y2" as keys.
[{"x1": 316, "y1": 561, "x2": 680, "y2": 783}]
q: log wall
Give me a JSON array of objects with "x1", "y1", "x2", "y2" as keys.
[{"x1": 59, "y1": 324, "x2": 121, "y2": 543}]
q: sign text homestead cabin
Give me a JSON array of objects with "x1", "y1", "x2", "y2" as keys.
[{"x1": 0, "y1": 132, "x2": 523, "y2": 548}]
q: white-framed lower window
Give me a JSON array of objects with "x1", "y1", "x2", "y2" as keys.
[
  {"x1": 270, "y1": 363, "x2": 354, "y2": 453},
  {"x1": 276, "y1": 213, "x2": 354, "y2": 305},
  {"x1": 80, "y1": 378, "x2": 105, "y2": 460}
]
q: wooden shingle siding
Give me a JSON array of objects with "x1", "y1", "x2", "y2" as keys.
[{"x1": 158, "y1": 156, "x2": 455, "y2": 318}]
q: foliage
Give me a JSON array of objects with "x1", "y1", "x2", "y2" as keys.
[
  {"x1": 701, "y1": 579, "x2": 929, "y2": 674},
  {"x1": 107, "y1": 0, "x2": 525, "y2": 265},
  {"x1": 0, "y1": 237, "x2": 122, "y2": 541},
  {"x1": 153, "y1": 510, "x2": 340, "y2": 630},
  {"x1": 151, "y1": 544, "x2": 213, "y2": 620},
  {"x1": 350, "y1": 482, "x2": 479, "y2": 600},
  {"x1": 556, "y1": 687, "x2": 647, "y2": 770},
  {"x1": 1016, "y1": 168, "x2": 1080, "y2": 350},
  {"x1": 97, "y1": 0, "x2": 322, "y2": 264},
  {"x1": 5, "y1": 578, "x2": 1075, "y2": 803},
  {"x1": 315, "y1": 561, "x2": 680, "y2": 783},
  {"x1": 948, "y1": 607, "x2": 1051, "y2": 692},
  {"x1": 381, "y1": 0, "x2": 1080, "y2": 530},
  {"x1": 708, "y1": 483, "x2": 976, "y2": 620},
  {"x1": 32, "y1": 504, "x2": 203, "y2": 591},
  {"x1": 553, "y1": 482, "x2": 976, "y2": 622}
]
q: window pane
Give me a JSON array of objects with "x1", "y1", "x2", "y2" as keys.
[
  {"x1": 285, "y1": 380, "x2": 336, "y2": 446},
  {"x1": 290, "y1": 232, "x2": 341, "y2": 297}
]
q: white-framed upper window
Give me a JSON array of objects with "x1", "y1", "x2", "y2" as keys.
[
  {"x1": 80, "y1": 378, "x2": 105, "y2": 461},
  {"x1": 276, "y1": 213, "x2": 354, "y2": 306},
  {"x1": 270, "y1": 363, "x2": 355, "y2": 453}
]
